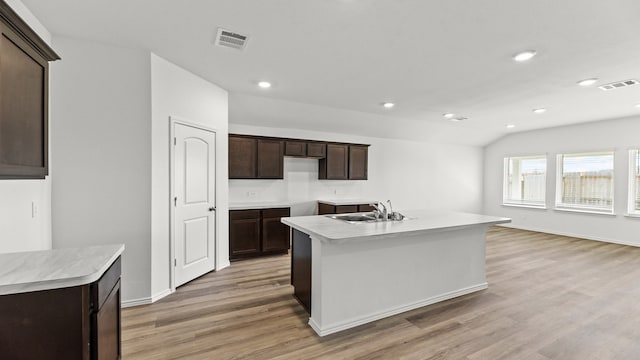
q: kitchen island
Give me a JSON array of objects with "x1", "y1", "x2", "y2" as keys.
[{"x1": 282, "y1": 210, "x2": 510, "y2": 336}]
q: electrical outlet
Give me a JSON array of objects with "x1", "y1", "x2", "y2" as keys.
[
  {"x1": 246, "y1": 191, "x2": 257, "y2": 197},
  {"x1": 31, "y1": 201, "x2": 38, "y2": 218}
]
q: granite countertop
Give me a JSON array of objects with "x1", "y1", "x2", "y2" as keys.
[
  {"x1": 317, "y1": 199, "x2": 379, "y2": 206},
  {"x1": 229, "y1": 202, "x2": 292, "y2": 210},
  {"x1": 0, "y1": 244, "x2": 125, "y2": 296},
  {"x1": 282, "y1": 210, "x2": 510, "y2": 241}
]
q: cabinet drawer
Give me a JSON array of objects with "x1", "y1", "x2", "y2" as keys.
[
  {"x1": 358, "y1": 204, "x2": 375, "y2": 212},
  {"x1": 91, "y1": 256, "x2": 121, "y2": 311},
  {"x1": 230, "y1": 209, "x2": 261, "y2": 220},
  {"x1": 262, "y1": 208, "x2": 290, "y2": 218}
]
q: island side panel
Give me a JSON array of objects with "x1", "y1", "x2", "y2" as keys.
[
  {"x1": 311, "y1": 225, "x2": 489, "y2": 336},
  {"x1": 291, "y1": 229, "x2": 312, "y2": 313}
]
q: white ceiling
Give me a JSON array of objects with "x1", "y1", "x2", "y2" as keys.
[{"x1": 22, "y1": 0, "x2": 640, "y2": 146}]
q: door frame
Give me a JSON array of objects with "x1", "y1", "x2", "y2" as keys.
[{"x1": 169, "y1": 116, "x2": 218, "y2": 291}]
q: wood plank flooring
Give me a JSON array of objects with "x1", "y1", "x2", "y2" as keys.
[{"x1": 122, "y1": 227, "x2": 640, "y2": 359}]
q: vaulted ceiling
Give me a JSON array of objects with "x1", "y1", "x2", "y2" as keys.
[{"x1": 22, "y1": 0, "x2": 640, "y2": 145}]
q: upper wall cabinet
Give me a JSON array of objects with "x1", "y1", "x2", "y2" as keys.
[
  {"x1": 229, "y1": 135, "x2": 284, "y2": 179},
  {"x1": 0, "y1": 2, "x2": 60, "y2": 179},
  {"x1": 229, "y1": 134, "x2": 368, "y2": 181}
]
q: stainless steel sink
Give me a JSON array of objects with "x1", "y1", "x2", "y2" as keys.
[{"x1": 328, "y1": 213, "x2": 378, "y2": 223}]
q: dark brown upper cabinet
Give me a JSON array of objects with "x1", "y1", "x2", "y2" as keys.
[
  {"x1": 319, "y1": 144, "x2": 349, "y2": 180},
  {"x1": 229, "y1": 135, "x2": 283, "y2": 179},
  {"x1": 348, "y1": 145, "x2": 368, "y2": 180},
  {"x1": 306, "y1": 142, "x2": 326, "y2": 158},
  {"x1": 285, "y1": 141, "x2": 306, "y2": 157},
  {"x1": 229, "y1": 135, "x2": 257, "y2": 179},
  {"x1": 0, "y1": 2, "x2": 60, "y2": 179},
  {"x1": 257, "y1": 139, "x2": 284, "y2": 179}
]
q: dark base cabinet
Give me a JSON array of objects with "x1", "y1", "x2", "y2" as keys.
[
  {"x1": 291, "y1": 229, "x2": 312, "y2": 314},
  {"x1": 318, "y1": 202, "x2": 375, "y2": 215},
  {"x1": 0, "y1": 257, "x2": 122, "y2": 359},
  {"x1": 230, "y1": 207, "x2": 291, "y2": 260}
]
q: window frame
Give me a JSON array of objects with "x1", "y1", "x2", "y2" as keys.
[
  {"x1": 555, "y1": 151, "x2": 615, "y2": 215},
  {"x1": 628, "y1": 149, "x2": 640, "y2": 217},
  {"x1": 502, "y1": 155, "x2": 547, "y2": 209}
]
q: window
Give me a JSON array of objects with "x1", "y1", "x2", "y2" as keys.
[
  {"x1": 629, "y1": 149, "x2": 640, "y2": 216},
  {"x1": 556, "y1": 151, "x2": 614, "y2": 213},
  {"x1": 503, "y1": 155, "x2": 547, "y2": 207}
]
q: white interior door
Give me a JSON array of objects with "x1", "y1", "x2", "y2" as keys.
[{"x1": 173, "y1": 122, "x2": 216, "y2": 287}]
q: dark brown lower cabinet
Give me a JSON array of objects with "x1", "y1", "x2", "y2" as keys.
[
  {"x1": 230, "y1": 207, "x2": 291, "y2": 259},
  {"x1": 0, "y1": 257, "x2": 122, "y2": 359},
  {"x1": 291, "y1": 228, "x2": 312, "y2": 313},
  {"x1": 318, "y1": 202, "x2": 374, "y2": 215}
]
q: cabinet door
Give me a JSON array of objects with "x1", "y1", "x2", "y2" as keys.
[
  {"x1": 348, "y1": 145, "x2": 368, "y2": 180},
  {"x1": 229, "y1": 210, "x2": 261, "y2": 257},
  {"x1": 257, "y1": 139, "x2": 284, "y2": 179},
  {"x1": 358, "y1": 204, "x2": 375, "y2": 212},
  {"x1": 262, "y1": 208, "x2": 291, "y2": 252},
  {"x1": 319, "y1": 144, "x2": 348, "y2": 180},
  {"x1": 229, "y1": 136, "x2": 257, "y2": 179},
  {"x1": 92, "y1": 280, "x2": 121, "y2": 360},
  {"x1": 284, "y1": 141, "x2": 306, "y2": 157},
  {"x1": 336, "y1": 205, "x2": 358, "y2": 214},
  {"x1": 306, "y1": 143, "x2": 326, "y2": 158}
]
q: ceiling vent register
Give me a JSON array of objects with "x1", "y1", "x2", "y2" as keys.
[
  {"x1": 598, "y1": 79, "x2": 639, "y2": 91},
  {"x1": 215, "y1": 28, "x2": 248, "y2": 50}
]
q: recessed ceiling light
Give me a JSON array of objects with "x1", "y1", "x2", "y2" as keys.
[
  {"x1": 513, "y1": 50, "x2": 537, "y2": 62},
  {"x1": 506, "y1": 124, "x2": 516, "y2": 129},
  {"x1": 382, "y1": 102, "x2": 395, "y2": 108},
  {"x1": 450, "y1": 117, "x2": 467, "y2": 122},
  {"x1": 577, "y1": 78, "x2": 598, "y2": 87},
  {"x1": 532, "y1": 108, "x2": 547, "y2": 114},
  {"x1": 258, "y1": 81, "x2": 271, "y2": 89},
  {"x1": 443, "y1": 113, "x2": 455, "y2": 118}
]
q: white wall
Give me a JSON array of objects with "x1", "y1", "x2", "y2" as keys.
[
  {"x1": 150, "y1": 54, "x2": 229, "y2": 299},
  {"x1": 50, "y1": 37, "x2": 152, "y2": 302},
  {"x1": 0, "y1": 0, "x2": 53, "y2": 254},
  {"x1": 229, "y1": 124, "x2": 483, "y2": 215},
  {"x1": 484, "y1": 116, "x2": 640, "y2": 246}
]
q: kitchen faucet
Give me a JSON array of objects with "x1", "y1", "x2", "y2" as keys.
[{"x1": 370, "y1": 201, "x2": 388, "y2": 221}]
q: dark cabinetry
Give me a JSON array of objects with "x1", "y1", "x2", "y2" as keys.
[
  {"x1": 229, "y1": 134, "x2": 367, "y2": 181},
  {"x1": 229, "y1": 207, "x2": 291, "y2": 259},
  {"x1": 291, "y1": 229, "x2": 312, "y2": 313},
  {"x1": 318, "y1": 202, "x2": 375, "y2": 215},
  {"x1": 0, "y1": 257, "x2": 121, "y2": 359},
  {"x1": 228, "y1": 135, "x2": 283, "y2": 179},
  {"x1": 0, "y1": 2, "x2": 60, "y2": 179}
]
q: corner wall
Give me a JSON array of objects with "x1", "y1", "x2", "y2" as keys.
[
  {"x1": 0, "y1": 0, "x2": 53, "y2": 254},
  {"x1": 50, "y1": 37, "x2": 152, "y2": 302},
  {"x1": 483, "y1": 116, "x2": 640, "y2": 246},
  {"x1": 150, "y1": 54, "x2": 229, "y2": 299}
]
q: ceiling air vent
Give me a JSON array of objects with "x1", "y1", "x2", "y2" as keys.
[
  {"x1": 215, "y1": 28, "x2": 248, "y2": 50},
  {"x1": 598, "y1": 79, "x2": 639, "y2": 91}
]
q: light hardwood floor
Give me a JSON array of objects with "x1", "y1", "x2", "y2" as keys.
[{"x1": 122, "y1": 227, "x2": 640, "y2": 359}]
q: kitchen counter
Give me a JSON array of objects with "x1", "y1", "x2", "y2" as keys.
[
  {"x1": 229, "y1": 202, "x2": 291, "y2": 210},
  {"x1": 0, "y1": 244, "x2": 124, "y2": 295},
  {"x1": 282, "y1": 209, "x2": 510, "y2": 241},
  {"x1": 284, "y1": 210, "x2": 510, "y2": 336}
]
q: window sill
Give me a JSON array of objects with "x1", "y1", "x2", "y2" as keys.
[
  {"x1": 625, "y1": 213, "x2": 640, "y2": 219},
  {"x1": 502, "y1": 203, "x2": 547, "y2": 210},
  {"x1": 553, "y1": 207, "x2": 616, "y2": 216}
]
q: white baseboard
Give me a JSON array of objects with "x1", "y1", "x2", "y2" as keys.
[
  {"x1": 308, "y1": 282, "x2": 488, "y2": 337},
  {"x1": 497, "y1": 224, "x2": 640, "y2": 248},
  {"x1": 216, "y1": 260, "x2": 231, "y2": 271},
  {"x1": 121, "y1": 288, "x2": 173, "y2": 308}
]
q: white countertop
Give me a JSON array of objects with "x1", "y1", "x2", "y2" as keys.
[
  {"x1": 0, "y1": 244, "x2": 124, "y2": 296},
  {"x1": 282, "y1": 210, "x2": 510, "y2": 240},
  {"x1": 317, "y1": 199, "x2": 378, "y2": 206},
  {"x1": 229, "y1": 202, "x2": 291, "y2": 210}
]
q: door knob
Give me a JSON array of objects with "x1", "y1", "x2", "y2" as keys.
[{"x1": 209, "y1": 207, "x2": 216, "y2": 212}]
